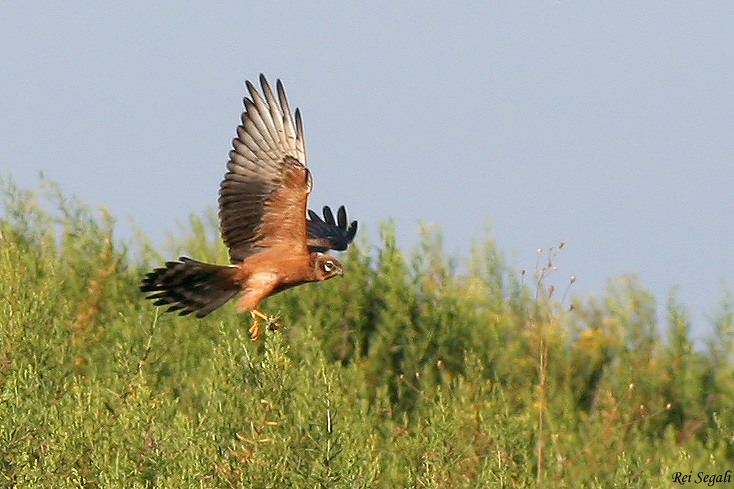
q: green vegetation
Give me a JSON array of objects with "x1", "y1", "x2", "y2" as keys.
[{"x1": 1, "y1": 176, "x2": 732, "y2": 488}]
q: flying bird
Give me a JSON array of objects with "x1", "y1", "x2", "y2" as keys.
[{"x1": 140, "y1": 75, "x2": 357, "y2": 340}]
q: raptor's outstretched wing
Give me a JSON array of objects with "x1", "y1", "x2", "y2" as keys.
[{"x1": 218, "y1": 74, "x2": 311, "y2": 263}]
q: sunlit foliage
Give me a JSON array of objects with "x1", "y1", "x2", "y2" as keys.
[{"x1": 1, "y1": 176, "x2": 732, "y2": 487}]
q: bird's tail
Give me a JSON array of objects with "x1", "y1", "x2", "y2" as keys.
[{"x1": 140, "y1": 257, "x2": 240, "y2": 317}]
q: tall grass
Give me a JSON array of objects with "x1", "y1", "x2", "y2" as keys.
[{"x1": 1, "y1": 176, "x2": 732, "y2": 488}]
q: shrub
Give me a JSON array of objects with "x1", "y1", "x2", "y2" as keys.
[{"x1": 0, "y1": 176, "x2": 731, "y2": 487}]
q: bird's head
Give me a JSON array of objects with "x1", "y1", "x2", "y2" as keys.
[{"x1": 311, "y1": 252, "x2": 343, "y2": 281}]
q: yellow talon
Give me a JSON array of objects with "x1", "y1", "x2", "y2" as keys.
[
  {"x1": 248, "y1": 309, "x2": 269, "y2": 340},
  {"x1": 251, "y1": 309, "x2": 269, "y2": 321}
]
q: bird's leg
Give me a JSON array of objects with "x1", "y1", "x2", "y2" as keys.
[{"x1": 248, "y1": 309, "x2": 269, "y2": 340}]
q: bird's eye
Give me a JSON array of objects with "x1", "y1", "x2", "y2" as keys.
[{"x1": 323, "y1": 261, "x2": 334, "y2": 272}]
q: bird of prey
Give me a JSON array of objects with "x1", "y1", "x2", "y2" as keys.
[{"x1": 140, "y1": 75, "x2": 357, "y2": 340}]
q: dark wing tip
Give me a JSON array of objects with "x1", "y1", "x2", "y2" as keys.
[
  {"x1": 337, "y1": 206, "x2": 347, "y2": 227},
  {"x1": 307, "y1": 209, "x2": 322, "y2": 222},
  {"x1": 347, "y1": 220, "x2": 358, "y2": 242},
  {"x1": 305, "y1": 205, "x2": 358, "y2": 252},
  {"x1": 322, "y1": 205, "x2": 335, "y2": 224},
  {"x1": 259, "y1": 74, "x2": 274, "y2": 97}
]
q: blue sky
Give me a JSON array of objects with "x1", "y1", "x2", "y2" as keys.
[{"x1": 2, "y1": 3, "x2": 733, "y2": 338}]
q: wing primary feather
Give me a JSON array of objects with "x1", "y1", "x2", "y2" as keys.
[
  {"x1": 242, "y1": 98, "x2": 277, "y2": 156},
  {"x1": 295, "y1": 108, "x2": 306, "y2": 163},
  {"x1": 295, "y1": 109, "x2": 304, "y2": 145},
  {"x1": 237, "y1": 115, "x2": 269, "y2": 158},
  {"x1": 276, "y1": 79, "x2": 291, "y2": 120},
  {"x1": 243, "y1": 95, "x2": 273, "y2": 147},
  {"x1": 260, "y1": 75, "x2": 287, "y2": 150},
  {"x1": 308, "y1": 209, "x2": 321, "y2": 222},
  {"x1": 245, "y1": 79, "x2": 257, "y2": 93},
  {"x1": 347, "y1": 221, "x2": 358, "y2": 241},
  {"x1": 337, "y1": 205, "x2": 347, "y2": 227},
  {"x1": 248, "y1": 83, "x2": 280, "y2": 151},
  {"x1": 323, "y1": 205, "x2": 335, "y2": 224},
  {"x1": 276, "y1": 79, "x2": 298, "y2": 151},
  {"x1": 246, "y1": 81, "x2": 282, "y2": 151}
]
